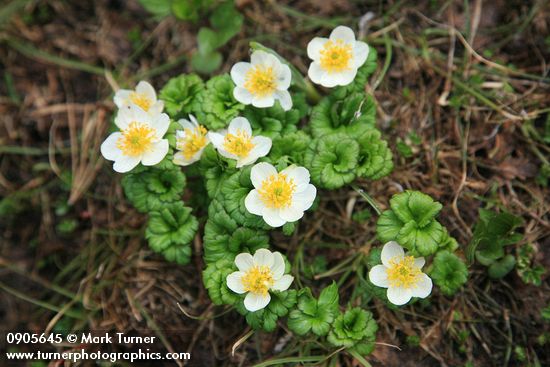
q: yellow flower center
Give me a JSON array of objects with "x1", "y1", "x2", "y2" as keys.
[
  {"x1": 319, "y1": 40, "x2": 353, "y2": 73},
  {"x1": 244, "y1": 65, "x2": 277, "y2": 97},
  {"x1": 258, "y1": 173, "x2": 297, "y2": 209},
  {"x1": 386, "y1": 256, "x2": 422, "y2": 289},
  {"x1": 116, "y1": 122, "x2": 156, "y2": 157},
  {"x1": 241, "y1": 265, "x2": 274, "y2": 296},
  {"x1": 129, "y1": 92, "x2": 152, "y2": 111},
  {"x1": 223, "y1": 129, "x2": 255, "y2": 158},
  {"x1": 177, "y1": 125, "x2": 208, "y2": 160}
]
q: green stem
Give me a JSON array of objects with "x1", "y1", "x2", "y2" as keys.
[
  {"x1": 253, "y1": 355, "x2": 326, "y2": 367},
  {"x1": 348, "y1": 349, "x2": 373, "y2": 367},
  {"x1": 351, "y1": 184, "x2": 382, "y2": 216}
]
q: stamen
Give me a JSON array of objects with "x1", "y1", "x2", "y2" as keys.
[
  {"x1": 177, "y1": 125, "x2": 208, "y2": 159},
  {"x1": 319, "y1": 40, "x2": 353, "y2": 73},
  {"x1": 386, "y1": 256, "x2": 422, "y2": 289},
  {"x1": 258, "y1": 173, "x2": 297, "y2": 209},
  {"x1": 129, "y1": 92, "x2": 152, "y2": 111},
  {"x1": 223, "y1": 129, "x2": 254, "y2": 158},
  {"x1": 241, "y1": 265, "x2": 274, "y2": 295},
  {"x1": 244, "y1": 66, "x2": 277, "y2": 97},
  {"x1": 116, "y1": 122, "x2": 156, "y2": 157}
]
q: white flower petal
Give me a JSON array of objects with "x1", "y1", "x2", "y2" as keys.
[
  {"x1": 149, "y1": 101, "x2": 164, "y2": 116},
  {"x1": 262, "y1": 207, "x2": 286, "y2": 227},
  {"x1": 244, "y1": 292, "x2": 271, "y2": 312},
  {"x1": 368, "y1": 265, "x2": 389, "y2": 288},
  {"x1": 320, "y1": 71, "x2": 349, "y2": 88},
  {"x1": 235, "y1": 253, "x2": 254, "y2": 272},
  {"x1": 230, "y1": 62, "x2": 251, "y2": 86},
  {"x1": 207, "y1": 131, "x2": 226, "y2": 151},
  {"x1": 411, "y1": 274, "x2": 432, "y2": 299},
  {"x1": 308, "y1": 62, "x2": 326, "y2": 86},
  {"x1": 150, "y1": 113, "x2": 170, "y2": 139},
  {"x1": 333, "y1": 68, "x2": 358, "y2": 87},
  {"x1": 280, "y1": 165, "x2": 310, "y2": 192},
  {"x1": 272, "y1": 274, "x2": 293, "y2": 291},
  {"x1": 141, "y1": 140, "x2": 169, "y2": 166},
  {"x1": 353, "y1": 41, "x2": 369, "y2": 68},
  {"x1": 244, "y1": 190, "x2": 265, "y2": 216},
  {"x1": 271, "y1": 252, "x2": 285, "y2": 279},
  {"x1": 381, "y1": 241, "x2": 405, "y2": 267},
  {"x1": 100, "y1": 132, "x2": 122, "y2": 161},
  {"x1": 387, "y1": 286, "x2": 413, "y2": 306},
  {"x1": 251, "y1": 50, "x2": 270, "y2": 66},
  {"x1": 114, "y1": 108, "x2": 131, "y2": 130},
  {"x1": 233, "y1": 86, "x2": 253, "y2": 105},
  {"x1": 228, "y1": 117, "x2": 252, "y2": 136},
  {"x1": 114, "y1": 90, "x2": 131, "y2": 109},
  {"x1": 307, "y1": 37, "x2": 327, "y2": 61},
  {"x1": 274, "y1": 90, "x2": 292, "y2": 111},
  {"x1": 253, "y1": 248, "x2": 274, "y2": 267},
  {"x1": 177, "y1": 119, "x2": 195, "y2": 130},
  {"x1": 252, "y1": 95, "x2": 275, "y2": 109},
  {"x1": 414, "y1": 257, "x2": 425, "y2": 269},
  {"x1": 189, "y1": 114, "x2": 199, "y2": 126},
  {"x1": 276, "y1": 64, "x2": 292, "y2": 91},
  {"x1": 226, "y1": 271, "x2": 246, "y2": 294},
  {"x1": 250, "y1": 162, "x2": 277, "y2": 188},
  {"x1": 136, "y1": 81, "x2": 156, "y2": 101},
  {"x1": 240, "y1": 135, "x2": 271, "y2": 164},
  {"x1": 329, "y1": 25, "x2": 356, "y2": 43},
  {"x1": 278, "y1": 205, "x2": 304, "y2": 222},
  {"x1": 173, "y1": 150, "x2": 202, "y2": 166},
  {"x1": 290, "y1": 184, "x2": 316, "y2": 211},
  {"x1": 113, "y1": 155, "x2": 141, "y2": 173},
  {"x1": 129, "y1": 104, "x2": 153, "y2": 125}
]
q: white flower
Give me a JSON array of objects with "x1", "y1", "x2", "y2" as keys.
[
  {"x1": 307, "y1": 25, "x2": 369, "y2": 87},
  {"x1": 114, "y1": 81, "x2": 164, "y2": 116},
  {"x1": 368, "y1": 241, "x2": 433, "y2": 306},
  {"x1": 230, "y1": 50, "x2": 293, "y2": 111},
  {"x1": 100, "y1": 105, "x2": 170, "y2": 173},
  {"x1": 245, "y1": 162, "x2": 316, "y2": 228},
  {"x1": 173, "y1": 115, "x2": 210, "y2": 166},
  {"x1": 226, "y1": 248, "x2": 294, "y2": 312},
  {"x1": 208, "y1": 117, "x2": 271, "y2": 168}
]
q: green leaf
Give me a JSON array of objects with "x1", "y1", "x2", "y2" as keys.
[
  {"x1": 137, "y1": 0, "x2": 171, "y2": 18},
  {"x1": 355, "y1": 128, "x2": 393, "y2": 180},
  {"x1": 467, "y1": 209, "x2": 523, "y2": 263},
  {"x1": 327, "y1": 307, "x2": 378, "y2": 350},
  {"x1": 197, "y1": 27, "x2": 219, "y2": 54},
  {"x1": 242, "y1": 93, "x2": 307, "y2": 139},
  {"x1": 209, "y1": 1, "x2": 243, "y2": 45},
  {"x1": 193, "y1": 74, "x2": 245, "y2": 130},
  {"x1": 269, "y1": 131, "x2": 312, "y2": 169},
  {"x1": 159, "y1": 73, "x2": 204, "y2": 119},
  {"x1": 145, "y1": 202, "x2": 198, "y2": 265},
  {"x1": 310, "y1": 93, "x2": 376, "y2": 138},
  {"x1": 488, "y1": 254, "x2": 516, "y2": 279},
  {"x1": 304, "y1": 133, "x2": 359, "y2": 189},
  {"x1": 390, "y1": 191, "x2": 442, "y2": 227},
  {"x1": 190, "y1": 51, "x2": 223, "y2": 74},
  {"x1": 287, "y1": 283, "x2": 340, "y2": 337},
  {"x1": 203, "y1": 199, "x2": 269, "y2": 264},
  {"x1": 396, "y1": 220, "x2": 443, "y2": 256},
  {"x1": 203, "y1": 258, "x2": 241, "y2": 305},
  {"x1": 430, "y1": 251, "x2": 468, "y2": 296},
  {"x1": 122, "y1": 165, "x2": 186, "y2": 213},
  {"x1": 376, "y1": 210, "x2": 404, "y2": 244},
  {"x1": 171, "y1": 0, "x2": 214, "y2": 22},
  {"x1": 236, "y1": 290, "x2": 297, "y2": 332}
]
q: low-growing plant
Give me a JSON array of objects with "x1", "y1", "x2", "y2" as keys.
[{"x1": 100, "y1": 24, "x2": 472, "y2": 363}]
